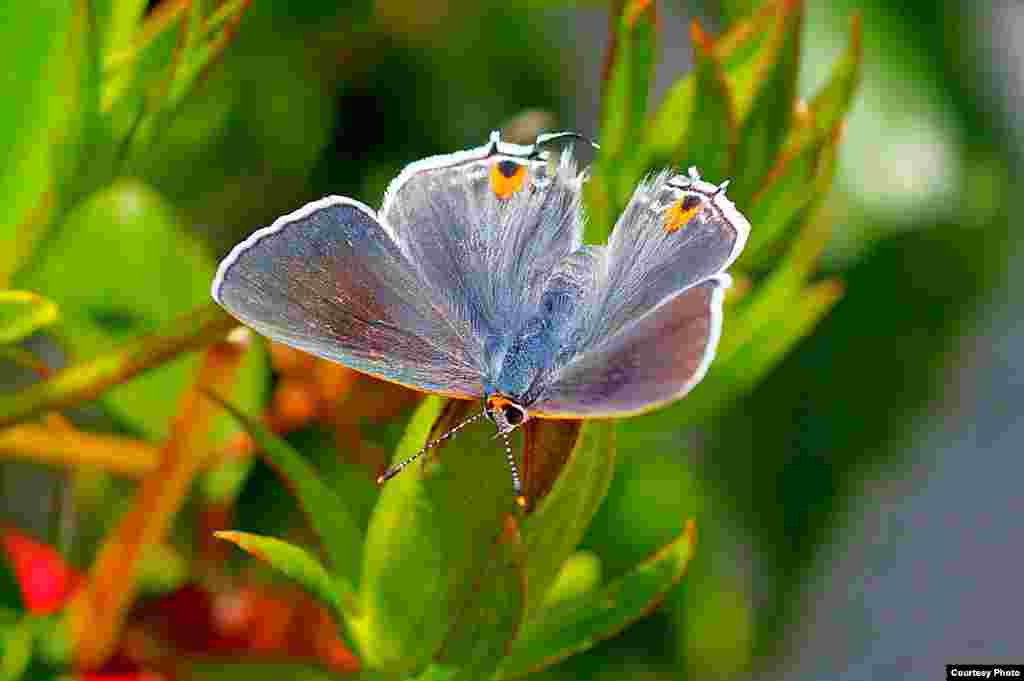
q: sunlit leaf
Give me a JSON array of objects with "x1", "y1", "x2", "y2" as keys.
[
  {"x1": 427, "y1": 516, "x2": 524, "y2": 681},
  {"x1": 212, "y1": 397, "x2": 363, "y2": 597},
  {"x1": 521, "y1": 421, "x2": 615, "y2": 621},
  {"x1": 215, "y1": 531, "x2": 348, "y2": 622},
  {"x1": 741, "y1": 132, "x2": 825, "y2": 263},
  {"x1": 540, "y1": 550, "x2": 602, "y2": 609},
  {"x1": 0, "y1": 2, "x2": 84, "y2": 284},
  {"x1": 0, "y1": 291, "x2": 58, "y2": 344},
  {"x1": 495, "y1": 521, "x2": 696, "y2": 679},
  {"x1": 351, "y1": 398, "x2": 516, "y2": 673}
]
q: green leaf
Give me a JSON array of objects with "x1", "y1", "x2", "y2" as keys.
[
  {"x1": 741, "y1": 132, "x2": 824, "y2": 263},
  {"x1": 495, "y1": 521, "x2": 697, "y2": 679},
  {"x1": 586, "y1": 0, "x2": 657, "y2": 244},
  {"x1": 94, "y1": 0, "x2": 147, "y2": 59},
  {"x1": 794, "y1": 13, "x2": 862, "y2": 150},
  {"x1": 0, "y1": 303, "x2": 237, "y2": 430},
  {"x1": 105, "y1": 0, "x2": 250, "y2": 154},
  {"x1": 646, "y1": 1, "x2": 778, "y2": 172},
  {"x1": 671, "y1": 21, "x2": 736, "y2": 182},
  {"x1": 215, "y1": 530, "x2": 349, "y2": 622},
  {"x1": 521, "y1": 420, "x2": 616, "y2": 621},
  {"x1": 212, "y1": 397, "x2": 363, "y2": 597},
  {"x1": 350, "y1": 398, "x2": 518, "y2": 673},
  {"x1": 719, "y1": 0, "x2": 761, "y2": 25},
  {"x1": 0, "y1": 292, "x2": 58, "y2": 344},
  {"x1": 14, "y1": 179, "x2": 265, "y2": 440},
  {"x1": 0, "y1": 2, "x2": 73, "y2": 283},
  {"x1": 540, "y1": 550, "x2": 602, "y2": 609},
  {"x1": 427, "y1": 516, "x2": 525, "y2": 681},
  {"x1": 0, "y1": 615, "x2": 33, "y2": 681},
  {"x1": 730, "y1": 0, "x2": 804, "y2": 208}
]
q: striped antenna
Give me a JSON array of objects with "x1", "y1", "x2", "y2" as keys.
[
  {"x1": 376, "y1": 410, "x2": 486, "y2": 485},
  {"x1": 500, "y1": 431, "x2": 526, "y2": 508}
]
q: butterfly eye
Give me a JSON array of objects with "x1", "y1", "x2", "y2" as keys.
[{"x1": 502, "y1": 403, "x2": 525, "y2": 426}]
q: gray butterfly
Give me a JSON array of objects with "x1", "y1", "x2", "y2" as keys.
[{"x1": 212, "y1": 131, "x2": 750, "y2": 499}]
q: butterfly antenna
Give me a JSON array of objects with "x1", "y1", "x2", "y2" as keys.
[
  {"x1": 376, "y1": 410, "x2": 486, "y2": 485},
  {"x1": 501, "y1": 431, "x2": 527, "y2": 509}
]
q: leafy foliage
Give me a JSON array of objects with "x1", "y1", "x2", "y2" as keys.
[{"x1": 0, "y1": 0, "x2": 872, "y2": 679}]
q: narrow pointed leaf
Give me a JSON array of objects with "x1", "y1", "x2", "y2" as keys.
[
  {"x1": 521, "y1": 421, "x2": 616, "y2": 621},
  {"x1": 427, "y1": 516, "x2": 525, "y2": 681},
  {"x1": 730, "y1": 0, "x2": 803, "y2": 208},
  {"x1": 719, "y1": 0, "x2": 760, "y2": 25},
  {"x1": 0, "y1": 291, "x2": 58, "y2": 344},
  {"x1": 495, "y1": 521, "x2": 697, "y2": 679},
  {"x1": 0, "y1": 422, "x2": 159, "y2": 476},
  {"x1": 670, "y1": 21, "x2": 736, "y2": 181},
  {"x1": 0, "y1": 303, "x2": 236, "y2": 429},
  {"x1": 587, "y1": 0, "x2": 657, "y2": 244},
  {"x1": 212, "y1": 397, "x2": 363, "y2": 595},
  {"x1": 599, "y1": 0, "x2": 657, "y2": 168},
  {"x1": 351, "y1": 398, "x2": 516, "y2": 673},
  {"x1": 215, "y1": 531, "x2": 349, "y2": 621},
  {"x1": 741, "y1": 132, "x2": 824, "y2": 263},
  {"x1": 794, "y1": 13, "x2": 862, "y2": 150},
  {"x1": 0, "y1": 1, "x2": 75, "y2": 283},
  {"x1": 647, "y1": 0, "x2": 776, "y2": 166}
]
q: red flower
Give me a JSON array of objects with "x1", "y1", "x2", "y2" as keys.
[{"x1": 1, "y1": 529, "x2": 81, "y2": 614}]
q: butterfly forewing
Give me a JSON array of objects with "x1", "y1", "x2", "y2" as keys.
[
  {"x1": 582, "y1": 170, "x2": 749, "y2": 348},
  {"x1": 212, "y1": 197, "x2": 483, "y2": 398},
  {"x1": 380, "y1": 135, "x2": 587, "y2": 341}
]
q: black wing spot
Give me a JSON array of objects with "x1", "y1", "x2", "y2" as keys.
[{"x1": 497, "y1": 159, "x2": 522, "y2": 178}]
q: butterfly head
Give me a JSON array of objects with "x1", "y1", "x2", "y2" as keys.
[{"x1": 485, "y1": 393, "x2": 530, "y2": 435}]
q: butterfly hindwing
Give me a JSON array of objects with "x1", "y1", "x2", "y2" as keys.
[
  {"x1": 532, "y1": 169, "x2": 749, "y2": 418},
  {"x1": 533, "y1": 276, "x2": 729, "y2": 418}
]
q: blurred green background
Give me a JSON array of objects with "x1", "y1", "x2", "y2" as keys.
[{"x1": 1, "y1": 0, "x2": 1019, "y2": 679}]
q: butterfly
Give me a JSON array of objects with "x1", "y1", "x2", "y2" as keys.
[{"x1": 212, "y1": 131, "x2": 750, "y2": 503}]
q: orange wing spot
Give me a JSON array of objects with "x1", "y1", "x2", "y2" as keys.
[
  {"x1": 490, "y1": 160, "x2": 528, "y2": 199},
  {"x1": 663, "y1": 195, "x2": 703, "y2": 233}
]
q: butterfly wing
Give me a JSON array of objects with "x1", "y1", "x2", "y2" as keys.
[
  {"x1": 532, "y1": 170, "x2": 749, "y2": 417},
  {"x1": 532, "y1": 276, "x2": 728, "y2": 417},
  {"x1": 380, "y1": 131, "x2": 587, "y2": 348},
  {"x1": 212, "y1": 197, "x2": 483, "y2": 398}
]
